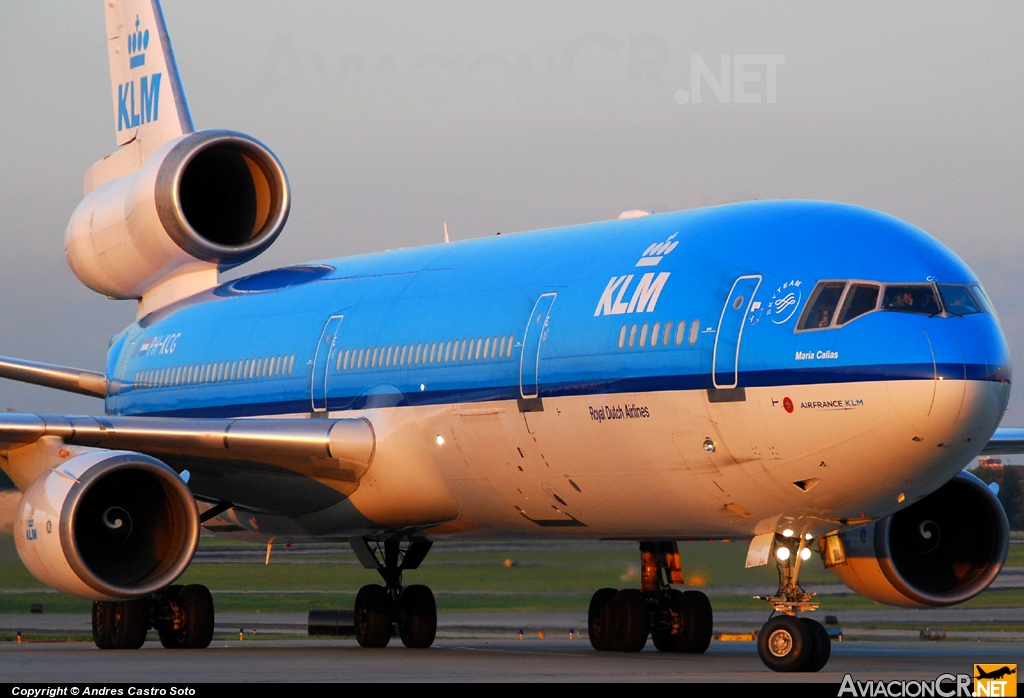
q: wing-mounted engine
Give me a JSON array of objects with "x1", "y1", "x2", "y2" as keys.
[
  {"x1": 15, "y1": 450, "x2": 199, "y2": 600},
  {"x1": 66, "y1": 130, "x2": 290, "y2": 315},
  {"x1": 825, "y1": 471, "x2": 1008, "y2": 607}
]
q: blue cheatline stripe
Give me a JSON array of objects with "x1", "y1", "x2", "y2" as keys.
[{"x1": 121, "y1": 362, "x2": 1007, "y2": 419}]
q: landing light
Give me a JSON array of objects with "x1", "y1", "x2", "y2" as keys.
[
  {"x1": 782, "y1": 528, "x2": 795, "y2": 538},
  {"x1": 775, "y1": 547, "x2": 791, "y2": 562},
  {"x1": 800, "y1": 548, "x2": 812, "y2": 561},
  {"x1": 897, "y1": 493, "x2": 906, "y2": 503},
  {"x1": 702, "y1": 438, "x2": 715, "y2": 453},
  {"x1": 804, "y1": 533, "x2": 813, "y2": 541},
  {"x1": 435, "y1": 435, "x2": 445, "y2": 446}
]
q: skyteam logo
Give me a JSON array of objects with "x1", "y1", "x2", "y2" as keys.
[
  {"x1": 767, "y1": 279, "x2": 803, "y2": 325},
  {"x1": 117, "y1": 15, "x2": 162, "y2": 131}
]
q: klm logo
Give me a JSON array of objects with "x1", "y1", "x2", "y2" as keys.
[
  {"x1": 118, "y1": 76, "x2": 162, "y2": 131},
  {"x1": 594, "y1": 232, "x2": 677, "y2": 316},
  {"x1": 594, "y1": 272, "x2": 670, "y2": 316},
  {"x1": 118, "y1": 15, "x2": 161, "y2": 131}
]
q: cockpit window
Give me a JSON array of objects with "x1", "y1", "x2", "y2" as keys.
[
  {"x1": 881, "y1": 284, "x2": 941, "y2": 315},
  {"x1": 970, "y1": 284, "x2": 998, "y2": 319},
  {"x1": 797, "y1": 282, "x2": 846, "y2": 330},
  {"x1": 837, "y1": 284, "x2": 880, "y2": 325},
  {"x1": 937, "y1": 284, "x2": 983, "y2": 316}
]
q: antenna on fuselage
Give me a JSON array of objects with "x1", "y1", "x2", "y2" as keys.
[{"x1": 444, "y1": 222, "x2": 451, "y2": 244}]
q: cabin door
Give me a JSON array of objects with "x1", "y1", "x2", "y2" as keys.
[
  {"x1": 712, "y1": 276, "x2": 761, "y2": 389},
  {"x1": 520, "y1": 293, "x2": 557, "y2": 399},
  {"x1": 311, "y1": 314, "x2": 345, "y2": 412}
]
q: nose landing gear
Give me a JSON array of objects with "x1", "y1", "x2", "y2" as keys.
[
  {"x1": 350, "y1": 537, "x2": 437, "y2": 649},
  {"x1": 754, "y1": 535, "x2": 831, "y2": 672},
  {"x1": 588, "y1": 541, "x2": 713, "y2": 654}
]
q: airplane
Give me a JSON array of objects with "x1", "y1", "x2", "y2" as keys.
[
  {"x1": 1, "y1": 0, "x2": 1021, "y2": 672},
  {"x1": 975, "y1": 666, "x2": 1017, "y2": 681}
]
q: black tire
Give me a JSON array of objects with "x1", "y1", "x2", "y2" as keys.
[
  {"x1": 174, "y1": 585, "x2": 215, "y2": 649},
  {"x1": 399, "y1": 585, "x2": 437, "y2": 649},
  {"x1": 157, "y1": 585, "x2": 185, "y2": 649},
  {"x1": 354, "y1": 584, "x2": 392, "y2": 648},
  {"x1": 108, "y1": 599, "x2": 149, "y2": 650},
  {"x1": 608, "y1": 589, "x2": 650, "y2": 653},
  {"x1": 588, "y1": 587, "x2": 618, "y2": 651},
  {"x1": 92, "y1": 601, "x2": 113, "y2": 650},
  {"x1": 800, "y1": 618, "x2": 831, "y2": 672},
  {"x1": 757, "y1": 615, "x2": 812, "y2": 672},
  {"x1": 678, "y1": 590, "x2": 713, "y2": 654},
  {"x1": 651, "y1": 589, "x2": 683, "y2": 653}
]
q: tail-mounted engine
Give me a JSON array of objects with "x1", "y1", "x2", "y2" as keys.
[
  {"x1": 825, "y1": 471, "x2": 1008, "y2": 607},
  {"x1": 15, "y1": 451, "x2": 199, "y2": 600},
  {"x1": 66, "y1": 130, "x2": 289, "y2": 307}
]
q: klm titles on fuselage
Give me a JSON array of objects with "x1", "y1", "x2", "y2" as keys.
[{"x1": 594, "y1": 233, "x2": 679, "y2": 317}]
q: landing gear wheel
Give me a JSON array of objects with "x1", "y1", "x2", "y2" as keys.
[
  {"x1": 160, "y1": 585, "x2": 214, "y2": 649},
  {"x1": 757, "y1": 615, "x2": 811, "y2": 672},
  {"x1": 354, "y1": 584, "x2": 392, "y2": 648},
  {"x1": 800, "y1": 618, "x2": 831, "y2": 672},
  {"x1": 157, "y1": 586, "x2": 184, "y2": 649},
  {"x1": 608, "y1": 589, "x2": 650, "y2": 653},
  {"x1": 677, "y1": 590, "x2": 713, "y2": 654},
  {"x1": 398, "y1": 584, "x2": 436, "y2": 649},
  {"x1": 588, "y1": 588, "x2": 618, "y2": 651},
  {"x1": 91, "y1": 601, "x2": 113, "y2": 649},
  {"x1": 651, "y1": 589, "x2": 681, "y2": 653},
  {"x1": 106, "y1": 599, "x2": 149, "y2": 650}
]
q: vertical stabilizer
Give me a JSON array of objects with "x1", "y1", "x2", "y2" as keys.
[{"x1": 105, "y1": 0, "x2": 193, "y2": 161}]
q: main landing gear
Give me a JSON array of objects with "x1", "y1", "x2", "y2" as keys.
[
  {"x1": 754, "y1": 534, "x2": 831, "y2": 673},
  {"x1": 350, "y1": 537, "x2": 437, "y2": 649},
  {"x1": 588, "y1": 541, "x2": 713, "y2": 653},
  {"x1": 91, "y1": 583, "x2": 215, "y2": 650}
]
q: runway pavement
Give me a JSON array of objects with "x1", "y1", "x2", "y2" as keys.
[{"x1": 0, "y1": 637, "x2": 1020, "y2": 683}]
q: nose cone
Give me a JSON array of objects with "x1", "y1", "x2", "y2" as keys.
[{"x1": 887, "y1": 314, "x2": 1009, "y2": 443}]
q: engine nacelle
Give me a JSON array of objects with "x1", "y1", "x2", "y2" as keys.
[
  {"x1": 829, "y1": 471, "x2": 1008, "y2": 607},
  {"x1": 15, "y1": 451, "x2": 199, "y2": 600},
  {"x1": 66, "y1": 129, "x2": 289, "y2": 302}
]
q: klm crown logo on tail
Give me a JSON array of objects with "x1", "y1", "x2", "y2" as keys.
[{"x1": 117, "y1": 15, "x2": 161, "y2": 132}]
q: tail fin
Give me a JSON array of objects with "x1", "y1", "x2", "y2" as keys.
[{"x1": 104, "y1": 0, "x2": 193, "y2": 159}]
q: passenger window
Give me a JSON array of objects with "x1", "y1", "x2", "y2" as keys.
[
  {"x1": 618, "y1": 325, "x2": 626, "y2": 349},
  {"x1": 798, "y1": 282, "x2": 846, "y2": 330},
  {"x1": 837, "y1": 284, "x2": 880, "y2": 325},
  {"x1": 430, "y1": 342, "x2": 438, "y2": 363},
  {"x1": 662, "y1": 321, "x2": 672, "y2": 346},
  {"x1": 651, "y1": 322, "x2": 660, "y2": 347},
  {"x1": 938, "y1": 284, "x2": 983, "y2": 317},
  {"x1": 881, "y1": 284, "x2": 941, "y2": 316},
  {"x1": 639, "y1": 323, "x2": 649, "y2": 347},
  {"x1": 444, "y1": 341, "x2": 452, "y2": 362},
  {"x1": 507, "y1": 336, "x2": 515, "y2": 356},
  {"x1": 468, "y1": 339, "x2": 475, "y2": 360},
  {"x1": 401, "y1": 345, "x2": 408, "y2": 366},
  {"x1": 675, "y1": 321, "x2": 686, "y2": 345},
  {"x1": 689, "y1": 320, "x2": 699, "y2": 345},
  {"x1": 288, "y1": 355, "x2": 295, "y2": 374},
  {"x1": 460, "y1": 340, "x2": 467, "y2": 361},
  {"x1": 499, "y1": 336, "x2": 506, "y2": 358},
  {"x1": 476, "y1": 338, "x2": 484, "y2": 360},
  {"x1": 628, "y1": 324, "x2": 637, "y2": 348}
]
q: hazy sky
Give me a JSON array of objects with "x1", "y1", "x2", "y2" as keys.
[{"x1": 1, "y1": 1, "x2": 1022, "y2": 427}]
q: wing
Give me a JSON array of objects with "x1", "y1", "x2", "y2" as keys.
[
  {"x1": 980, "y1": 427, "x2": 1024, "y2": 456},
  {"x1": 0, "y1": 412, "x2": 375, "y2": 519}
]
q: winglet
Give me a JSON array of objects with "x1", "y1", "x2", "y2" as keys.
[{"x1": 105, "y1": 0, "x2": 193, "y2": 161}]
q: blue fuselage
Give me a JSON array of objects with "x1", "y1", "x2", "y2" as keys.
[{"x1": 104, "y1": 200, "x2": 1010, "y2": 422}]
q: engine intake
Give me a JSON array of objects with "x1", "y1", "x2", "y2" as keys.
[
  {"x1": 155, "y1": 131, "x2": 288, "y2": 265},
  {"x1": 829, "y1": 471, "x2": 1008, "y2": 607},
  {"x1": 15, "y1": 451, "x2": 199, "y2": 600}
]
